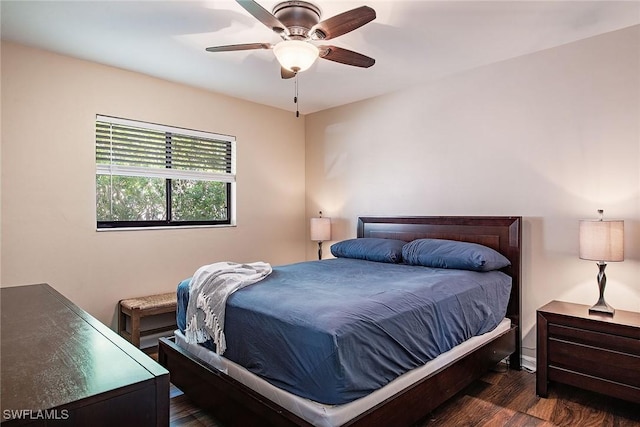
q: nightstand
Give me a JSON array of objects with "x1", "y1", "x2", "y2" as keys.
[{"x1": 536, "y1": 300, "x2": 640, "y2": 404}]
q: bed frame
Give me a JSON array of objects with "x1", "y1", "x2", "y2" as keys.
[{"x1": 158, "y1": 216, "x2": 522, "y2": 427}]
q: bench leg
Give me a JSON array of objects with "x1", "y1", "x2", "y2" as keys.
[
  {"x1": 131, "y1": 309, "x2": 141, "y2": 348},
  {"x1": 118, "y1": 304, "x2": 127, "y2": 337}
]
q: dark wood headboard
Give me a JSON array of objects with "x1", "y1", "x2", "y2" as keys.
[{"x1": 357, "y1": 216, "x2": 522, "y2": 367}]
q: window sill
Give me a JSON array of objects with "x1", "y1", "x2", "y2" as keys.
[{"x1": 96, "y1": 224, "x2": 237, "y2": 232}]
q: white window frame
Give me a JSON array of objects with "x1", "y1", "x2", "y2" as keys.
[{"x1": 95, "y1": 115, "x2": 236, "y2": 229}]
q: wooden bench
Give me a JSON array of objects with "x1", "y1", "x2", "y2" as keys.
[{"x1": 118, "y1": 292, "x2": 177, "y2": 348}]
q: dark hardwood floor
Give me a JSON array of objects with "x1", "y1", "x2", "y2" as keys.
[
  {"x1": 420, "y1": 366, "x2": 639, "y2": 427},
  {"x1": 166, "y1": 363, "x2": 640, "y2": 426}
]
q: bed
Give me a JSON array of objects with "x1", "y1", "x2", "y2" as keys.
[{"x1": 159, "y1": 216, "x2": 522, "y2": 426}]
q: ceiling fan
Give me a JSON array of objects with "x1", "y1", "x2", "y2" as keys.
[{"x1": 206, "y1": 0, "x2": 376, "y2": 79}]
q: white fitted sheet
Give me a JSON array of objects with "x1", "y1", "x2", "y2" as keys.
[{"x1": 174, "y1": 317, "x2": 511, "y2": 427}]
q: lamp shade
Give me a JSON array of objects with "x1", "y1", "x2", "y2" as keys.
[
  {"x1": 310, "y1": 217, "x2": 331, "y2": 242},
  {"x1": 273, "y1": 40, "x2": 319, "y2": 73},
  {"x1": 579, "y1": 219, "x2": 624, "y2": 262}
]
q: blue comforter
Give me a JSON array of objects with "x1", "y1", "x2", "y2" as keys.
[{"x1": 177, "y1": 258, "x2": 511, "y2": 404}]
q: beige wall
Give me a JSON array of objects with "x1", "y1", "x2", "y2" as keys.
[
  {"x1": 305, "y1": 26, "x2": 640, "y2": 364},
  {"x1": 0, "y1": 41, "x2": 306, "y2": 328}
]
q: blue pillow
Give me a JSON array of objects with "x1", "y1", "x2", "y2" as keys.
[
  {"x1": 402, "y1": 239, "x2": 510, "y2": 272},
  {"x1": 330, "y1": 238, "x2": 406, "y2": 264}
]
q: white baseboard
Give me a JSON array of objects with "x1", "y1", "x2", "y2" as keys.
[{"x1": 521, "y1": 355, "x2": 536, "y2": 373}]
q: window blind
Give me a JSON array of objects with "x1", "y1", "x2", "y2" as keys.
[{"x1": 96, "y1": 115, "x2": 236, "y2": 182}]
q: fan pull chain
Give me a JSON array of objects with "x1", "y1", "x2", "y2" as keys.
[{"x1": 294, "y1": 73, "x2": 299, "y2": 118}]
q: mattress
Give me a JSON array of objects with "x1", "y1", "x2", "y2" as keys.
[
  {"x1": 177, "y1": 258, "x2": 511, "y2": 404},
  {"x1": 174, "y1": 318, "x2": 512, "y2": 427}
]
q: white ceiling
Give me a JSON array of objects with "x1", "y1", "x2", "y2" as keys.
[{"x1": 2, "y1": 1, "x2": 639, "y2": 114}]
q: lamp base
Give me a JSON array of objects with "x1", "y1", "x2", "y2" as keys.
[
  {"x1": 589, "y1": 300, "x2": 615, "y2": 315},
  {"x1": 589, "y1": 262, "x2": 614, "y2": 316}
]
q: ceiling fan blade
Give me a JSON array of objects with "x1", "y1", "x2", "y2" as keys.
[
  {"x1": 281, "y1": 67, "x2": 296, "y2": 79},
  {"x1": 236, "y1": 0, "x2": 289, "y2": 37},
  {"x1": 318, "y1": 45, "x2": 375, "y2": 68},
  {"x1": 206, "y1": 43, "x2": 272, "y2": 53},
  {"x1": 310, "y1": 6, "x2": 376, "y2": 40}
]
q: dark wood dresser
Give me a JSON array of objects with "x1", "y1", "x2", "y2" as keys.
[
  {"x1": 1, "y1": 284, "x2": 169, "y2": 426},
  {"x1": 536, "y1": 300, "x2": 640, "y2": 403}
]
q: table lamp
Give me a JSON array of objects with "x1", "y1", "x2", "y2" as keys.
[
  {"x1": 310, "y1": 211, "x2": 331, "y2": 260},
  {"x1": 579, "y1": 209, "x2": 624, "y2": 315}
]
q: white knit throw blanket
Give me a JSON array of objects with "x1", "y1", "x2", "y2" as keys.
[{"x1": 184, "y1": 261, "x2": 272, "y2": 355}]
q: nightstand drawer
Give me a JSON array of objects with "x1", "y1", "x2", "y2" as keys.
[
  {"x1": 548, "y1": 338, "x2": 640, "y2": 387},
  {"x1": 548, "y1": 324, "x2": 640, "y2": 355},
  {"x1": 548, "y1": 366, "x2": 640, "y2": 403}
]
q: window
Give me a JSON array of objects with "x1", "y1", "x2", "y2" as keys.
[{"x1": 96, "y1": 115, "x2": 236, "y2": 229}]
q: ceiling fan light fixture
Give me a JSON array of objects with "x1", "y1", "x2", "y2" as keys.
[{"x1": 273, "y1": 40, "x2": 319, "y2": 73}]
